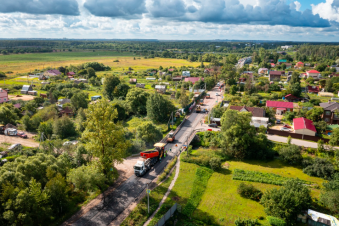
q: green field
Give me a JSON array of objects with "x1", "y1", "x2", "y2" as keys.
[
  {"x1": 0, "y1": 51, "x2": 199, "y2": 75},
  {"x1": 159, "y1": 153, "x2": 325, "y2": 226}
]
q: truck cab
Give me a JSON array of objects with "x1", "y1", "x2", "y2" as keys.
[
  {"x1": 196, "y1": 105, "x2": 201, "y2": 113},
  {"x1": 134, "y1": 160, "x2": 148, "y2": 176},
  {"x1": 167, "y1": 132, "x2": 175, "y2": 142}
]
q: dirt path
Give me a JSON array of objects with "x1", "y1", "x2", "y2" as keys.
[
  {"x1": 0, "y1": 134, "x2": 39, "y2": 147},
  {"x1": 143, "y1": 156, "x2": 181, "y2": 226}
]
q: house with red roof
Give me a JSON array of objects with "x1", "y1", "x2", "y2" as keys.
[
  {"x1": 295, "y1": 62, "x2": 304, "y2": 68},
  {"x1": 0, "y1": 88, "x2": 9, "y2": 104},
  {"x1": 168, "y1": 68, "x2": 175, "y2": 72},
  {"x1": 307, "y1": 86, "x2": 320, "y2": 94},
  {"x1": 293, "y1": 117, "x2": 316, "y2": 136},
  {"x1": 43, "y1": 69, "x2": 61, "y2": 77},
  {"x1": 306, "y1": 70, "x2": 321, "y2": 80},
  {"x1": 285, "y1": 94, "x2": 300, "y2": 102},
  {"x1": 271, "y1": 63, "x2": 275, "y2": 68},
  {"x1": 266, "y1": 100, "x2": 293, "y2": 115},
  {"x1": 67, "y1": 72, "x2": 75, "y2": 76},
  {"x1": 184, "y1": 77, "x2": 204, "y2": 84}
]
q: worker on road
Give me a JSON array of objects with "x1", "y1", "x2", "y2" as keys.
[
  {"x1": 170, "y1": 148, "x2": 172, "y2": 152},
  {"x1": 164, "y1": 151, "x2": 166, "y2": 158}
]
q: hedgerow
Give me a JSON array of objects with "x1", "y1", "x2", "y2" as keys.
[{"x1": 233, "y1": 169, "x2": 312, "y2": 186}]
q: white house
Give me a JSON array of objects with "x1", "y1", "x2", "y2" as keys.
[
  {"x1": 155, "y1": 85, "x2": 166, "y2": 93},
  {"x1": 250, "y1": 117, "x2": 269, "y2": 128},
  {"x1": 258, "y1": 68, "x2": 269, "y2": 75},
  {"x1": 281, "y1": 45, "x2": 293, "y2": 50},
  {"x1": 182, "y1": 71, "x2": 190, "y2": 77},
  {"x1": 306, "y1": 70, "x2": 321, "y2": 80}
]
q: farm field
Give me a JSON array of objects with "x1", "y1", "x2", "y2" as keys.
[
  {"x1": 161, "y1": 155, "x2": 325, "y2": 226},
  {"x1": 0, "y1": 51, "x2": 199, "y2": 75}
]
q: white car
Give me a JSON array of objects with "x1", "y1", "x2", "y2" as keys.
[
  {"x1": 280, "y1": 127, "x2": 291, "y2": 132},
  {"x1": 216, "y1": 93, "x2": 220, "y2": 96}
]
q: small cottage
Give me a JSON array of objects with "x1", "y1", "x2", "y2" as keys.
[
  {"x1": 91, "y1": 95, "x2": 102, "y2": 101},
  {"x1": 293, "y1": 117, "x2": 316, "y2": 136},
  {"x1": 136, "y1": 83, "x2": 145, "y2": 88},
  {"x1": 21, "y1": 85, "x2": 33, "y2": 94},
  {"x1": 155, "y1": 85, "x2": 166, "y2": 93},
  {"x1": 0, "y1": 88, "x2": 9, "y2": 104}
]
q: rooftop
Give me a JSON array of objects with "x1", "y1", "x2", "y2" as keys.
[{"x1": 293, "y1": 117, "x2": 316, "y2": 132}]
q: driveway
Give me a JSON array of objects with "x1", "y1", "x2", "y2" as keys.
[{"x1": 267, "y1": 134, "x2": 321, "y2": 149}]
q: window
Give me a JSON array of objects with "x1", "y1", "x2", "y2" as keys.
[
  {"x1": 326, "y1": 111, "x2": 331, "y2": 116},
  {"x1": 325, "y1": 118, "x2": 330, "y2": 122}
]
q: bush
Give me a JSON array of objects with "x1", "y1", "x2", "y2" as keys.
[
  {"x1": 234, "y1": 218, "x2": 259, "y2": 226},
  {"x1": 303, "y1": 158, "x2": 335, "y2": 179},
  {"x1": 278, "y1": 144, "x2": 302, "y2": 165},
  {"x1": 158, "y1": 156, "x2": 177, "y2": 182},
  {"x1": 237, "y1": 183, "x2": 263, "y2": 201},
  {"x1": 209, "y1": 157, "x2": 222, "y2": 171},
  {"x1": 267, "y1": 216, "x2": 286, "y2": 226}
]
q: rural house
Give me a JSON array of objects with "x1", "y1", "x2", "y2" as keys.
[
  {"x1": 269, "y1": 71, "x2": 285, "y2": 81},
  {"x1": 184, "y1": 77, "x2": 204, "y2": 84},
  {"x1": 285, "y1": 63, "x2": 292, "y2": 69},
  {"x1": 306, "y1": 70, "x2": 321, "y2": 80},
  {"x1": 266, "y1": 101, "x2": 293, "y2": 115},
  {"x1": 319, "y1": 101, "x2": 339, "y2": 124},
  {"x1": 295, "y1": 62, "x2": 304, "y2": 68},
  {"x1": 0, "y1": 88, "x2": 9, "y2": 104},
  {"x1": 21, "y1": 85, "x2": 33, "y2": 94},
  {"x1": 270, "y1": 63, "x2": 275, "y2": 68},
  {"x1": 129, "y1": 79, "x2": 137, "y2": 84},
  {"x1": 229, "y1": 106, "x2": 266, "y2": 117},
  {"x1": 57, "y1": 98, "x2": 71, "y2": 108},
  {"x1": 229, "y1": 106, "x2": 268, "y2": 128},
  {"x1": 258, "y1": 68, "x2": 268, "y2": 75},
  {"x1": 293, "y1": 117, "x2": 316, "y2": 136},
  {"x1": 39, "y1": 74, "x2": 48, "y2": 80},
  {"x1": 278, "y1": 59, "x2": 287, "y2": 64},
  {"x1": 172, "y1": 76, "x2": 183, "y2": 81},
  {"x1": 136, "y1": 83, "x2": 145, "y2": 88},
  {"x1": 59, "y1": 107, "x2": 74, "y2": 117},
  {"x1": 182, "y1": 71, "x2": 190, "y2": 77},
  {"x1": 155, "y1": 85, "x2": 166, "y2": 93},
  {"x1": 91, "y1": 95, "x2": 102, "y2": 101},
  {"x1": 67, "y1": 72, "x2": 75, "y2": 76},
  {"x1": 307, "y1": 86, "x2": 320, "y2": 94},
  {"x1": 43, "y1": 69, "x2": 61, "y2": 77}
]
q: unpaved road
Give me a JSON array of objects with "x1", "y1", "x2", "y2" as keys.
[{"x1": 0, "y1": 134, "x2": 39, "y2": 148}]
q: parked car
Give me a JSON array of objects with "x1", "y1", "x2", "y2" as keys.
[
  {"x1": 17, "y1": 132, "x2": 27, "y2": 138},
  {"x1": 7, "y1": 143, "x2": 22, "y2": 151},
  {"x1": 276, "y1": 119, "x2": 281, "y2": 124},
  {"x1": 283, "y1": 124, "x2": 291, "y2": 128},
  {"x1": 208, "y1": 123, "x2": 218, "y2": 128},
  {"x1": 280, "y1": 127, "x2": 291, "y2": 132},
  {"x1": 216, "y1": 93, "x2": 220, "y2": 96}
]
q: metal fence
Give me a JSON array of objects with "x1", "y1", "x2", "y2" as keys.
[{"x1": 153, "y1": 203, "x2": 178, "y2": 226}]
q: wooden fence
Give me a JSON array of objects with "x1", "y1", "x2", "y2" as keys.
[{"x1": 267, "y1": 129, "x2": 330, "y2": 143}]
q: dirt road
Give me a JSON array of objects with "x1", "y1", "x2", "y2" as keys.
[{"x1": 0, "y1": 134, "x2": 39, "y2": 147}]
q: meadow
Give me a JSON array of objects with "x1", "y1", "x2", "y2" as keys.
[
  {"x1": 157, "y1": 151, "x2": 325, "y2": 226},
  {"x1": 0, "y1": 51, "x2": 199, "y2": 75}
]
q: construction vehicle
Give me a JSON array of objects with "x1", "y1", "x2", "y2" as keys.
[
  {"x1": 206, "y1": 94, "x2": 210, "y2": 99},
  {"x1": 200, "y1": 99, "x2": 204, "y2": 105},
  {"x1": 167, "y1": 131, "x2": 175, "y2": 143},
  {"x1": 134, "y1": 143, "x2": 166, "y2": 177},
  {"x1": 196, "y1": 105, "x2": 201, "y2": 113}
]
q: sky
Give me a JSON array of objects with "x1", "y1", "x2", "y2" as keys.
[{"x1": 0, "y1": 0, "x2": 339, "y2": 41}]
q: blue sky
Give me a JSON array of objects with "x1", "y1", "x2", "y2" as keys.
[{"x1": 0, "y1": 0, "x2": 338, "y2": 41}]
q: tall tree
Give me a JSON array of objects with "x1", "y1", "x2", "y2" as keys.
[
  {"x1": 178, "y1": 86, "x2": 190, "y2": 107},
  {"x1": 136, "y1": 122, "x2": 163, "y2": 145},
  {"x1": 71, "y1": 92, "x2": 88, "y2": 110},
  {"x1": 126, "y1": 88, "x2": 149, "y2": 115},
  {"x1": 103, "y1": 75, "x2": 121, "y2": 101},
  {"x1": 82, "y1": 99, "x2": 130, "y2": 182},
  {"x1": 146, "y1": 92, "x2": 176, "y2": 123}
]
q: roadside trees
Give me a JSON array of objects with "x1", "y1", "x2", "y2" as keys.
[
  {"x1": 103, "y1": 74, "x2": 121, "y2": 101},
  {"x1": 178, "y1": 86, "x2": 190, "y2": 107},
  {"x1": 136, "y1": 122, "x2": 163, "y2": 146},
  {"x1": 82, "y1": 99, "x2": 130, "y2": 182},
  {"x1": 146, "y1": 92, "x2": 176, "y2": 123}
]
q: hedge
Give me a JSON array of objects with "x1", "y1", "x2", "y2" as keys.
[{"x1": 267, "y1": 216, "x2": 286, "y2": 226}]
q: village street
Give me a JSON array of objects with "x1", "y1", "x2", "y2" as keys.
[{"x1": 65, "y1": 87, "x2": 223, "y2": 226}]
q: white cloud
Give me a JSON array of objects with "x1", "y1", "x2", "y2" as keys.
[
  {"x1": 294, "y1": 1, "x2": 301, "y2": 11},
  {"x1": 312, "y1": 0, "x2": 339, "y2": 22}
]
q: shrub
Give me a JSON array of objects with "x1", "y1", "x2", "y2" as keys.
[
  {"x1": 158, "y1": 156, "x2": 177, "y2": 182},
  {"x1": 278, "y1": 144, "x2": 302, "y2": 165},
  {"x1": 209, "y1": 157, "x2": 222, "y2": 171},
  {"x1": 267, "y1": 216, "x2": 286, "y2": 226},
  {"x1": 303, "y1": 158, "x2": 335, "y2": 179},
  {"x1": 237, "y1": 183, "x2": 263, "y2": 201},
  {"x1": 234, "y1": 218, "x2": 259, "y2": 226}
]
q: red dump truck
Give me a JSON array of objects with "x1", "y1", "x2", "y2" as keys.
[{"x1": 134, "y1": 143, "x2": 166, "y2": 177}]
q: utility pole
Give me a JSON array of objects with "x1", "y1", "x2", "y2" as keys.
[{"x1": 147, "y1": 183, "x2": 150, "y2": 214}]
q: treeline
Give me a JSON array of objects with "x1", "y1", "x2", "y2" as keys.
[{"x1": 297, "y1": 45, "x2": 339, "y2": 61}]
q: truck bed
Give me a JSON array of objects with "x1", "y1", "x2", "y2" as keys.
[{"x1": 140, "y1": 150, "x2": 160, "y2": 159}]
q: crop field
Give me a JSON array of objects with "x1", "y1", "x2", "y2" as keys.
[
  {"x1": 160, "y1": 154, "x2": 325, "y2": 226},
  {"x1": 0, "y1": 51, "x2": 199, "y2": 75}
]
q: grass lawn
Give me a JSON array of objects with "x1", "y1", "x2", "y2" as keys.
[
  {"x1": 0, "y1": 51, "x2": 199, "y2": 75},
  {"x1": 162, "y1": 156, "x2": 325, "y2": 226}
]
